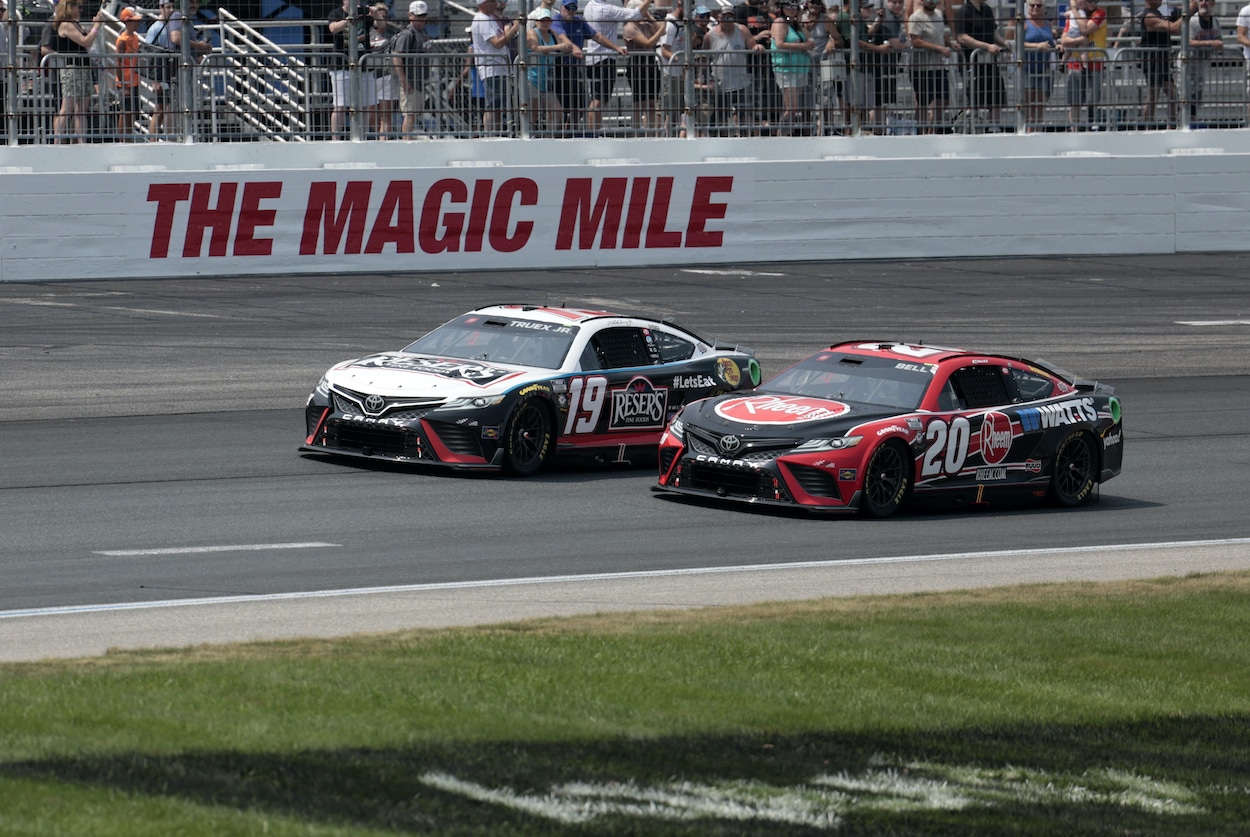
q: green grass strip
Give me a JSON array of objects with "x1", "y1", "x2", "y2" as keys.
[{"x1": 2, "y1": 571, "x2": 1249, "y2": 835}]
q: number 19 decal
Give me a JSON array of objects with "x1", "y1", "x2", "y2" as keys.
[
  {"x1": 563, "y1": 376, "x2": 608, "y2": 434},
  {"x1": 922, "y1": 417, "x2": 970, "y2": 477}
]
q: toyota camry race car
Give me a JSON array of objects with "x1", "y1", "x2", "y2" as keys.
[
  {"x1": 655, "y1": 341, "x2": 1123, "y2": 516},
  {"x1": 301, "y1": 305, "x2": 760, "y2": 475}
]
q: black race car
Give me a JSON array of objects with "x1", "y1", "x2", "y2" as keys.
[
  {"x1": 655, "y1": 341, "x2": 1123, "y2": 516},
  {"x1": 302, "y1": 305, "x2": 759, "y2": 475}
]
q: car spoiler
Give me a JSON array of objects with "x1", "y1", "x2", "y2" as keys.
[{"x1": 1034, "y1": 357, "x2": 1115, "y2": 396}]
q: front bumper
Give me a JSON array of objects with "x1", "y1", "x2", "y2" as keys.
[{"x1": 301, "y1": 403, "x2": 503, "y2": 471}]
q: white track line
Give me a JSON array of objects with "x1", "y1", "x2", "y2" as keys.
[
  {"x1": 94, "y1": 542, "x2": 340, "y2": 557},
  {"x1": 7, "y1": 537, "x2": 1250, "y2": 621}
]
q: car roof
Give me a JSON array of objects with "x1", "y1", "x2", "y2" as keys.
[
  {"x1": 825, "y1": 340, "x2": 971, "y2": 364},
  {"x1": 474, "y1": 304, "x2": 618, "y2": 325}
]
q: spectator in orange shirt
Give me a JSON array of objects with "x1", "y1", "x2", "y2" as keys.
[{"x1": 115, "y1": 7, "x2": 144, "y2": 139}]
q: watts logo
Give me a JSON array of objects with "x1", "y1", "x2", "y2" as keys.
[
  {"x1": 1017, "y1": 397, "x2": 1098, "y2": 432},
  {"x1": 610, "y1": 376, "x2": 669, "y2": 430}
]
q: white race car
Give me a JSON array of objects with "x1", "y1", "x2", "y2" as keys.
[{"x1": 301, "y1": 304, "x2": 759, "y2": 476}]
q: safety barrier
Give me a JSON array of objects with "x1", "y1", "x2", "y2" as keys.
[{"x1": 4, "y1": 12, "x2": 1248, "y2": 143}]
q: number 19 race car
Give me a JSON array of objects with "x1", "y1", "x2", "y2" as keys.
[
  {"x1": 301, "y1": 305, "x2": 760, "y2": 476},
  {"x1": 655, "y1": 341, "x2": 1123, "y2": 517}
]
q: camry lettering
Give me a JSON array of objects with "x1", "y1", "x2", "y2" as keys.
[{"x1": 695, "y1": 454, "x2": 761, "y2": 469}]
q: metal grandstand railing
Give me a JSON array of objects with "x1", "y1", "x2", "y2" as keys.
[{"x1": 3, "y1": 6, "x2": 1249, "y2": 144}]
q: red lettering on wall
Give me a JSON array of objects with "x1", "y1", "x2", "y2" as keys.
[
  {"x1": 365, "y1": 181, "x2": 416, "y2": 254},
  {"x1": 644, "y1": 177, "x2": 682, "y2": 249},
  {"x1": 686, "y1": 176, "x2": 733, "y2": 248},
  {"x1": 556, "y1": 178, "x2": 628, "y2": 250},
  {"x1": 300, "y1": 181, "x2": 372, "y2": 255},
  {"x1": 184, "y1": 182, "x2": 238, "y2": 257},
  {"x1": 234, "y1": 181, "x2": 282, "y2": 257},
  {"x1": 555, "y1": 176, "x2": 732, "y2": 250},
  {"x1": 489, "y1": 179, "x2": 538, "y2": 253},
  {"x1": 148, "y1": 182, "x2": 191, "y2": 259},
  {"x1": 419, "y1": 179, "x2": 468, "y2": 254}
]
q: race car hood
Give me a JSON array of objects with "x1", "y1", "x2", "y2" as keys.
[
  {"x1": 325, "y1": 352, "x2": 538, "y2": 399},
  {"x1": 682, "y1": 392, "x2": 902, "y2": 437}
]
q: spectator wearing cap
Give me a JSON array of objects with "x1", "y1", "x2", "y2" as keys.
[
  {"x1": 393, "y1": 0, "x2": 434, "y2": 136},
  {"x1": 582, "y1": 0, "x2": 649, "y2": 133},
  {"x1": 471, "y1": 0, "x2": 521, "y2": 133},
  {"x1": 622, "y1": 0, "x2": 664, "y2": 133},
  {"x1": 551, "y1": 0, "x2": 593, "y2": 132},
  {"x1": 115, "y1": 7, "x2": 145, "y2": 139},
  {"x1": 770, "y1": 0, "x2": 812, "y2": 134},
  {"x1": 526, "y1": 7, "x2": 569, "y2": 131}
]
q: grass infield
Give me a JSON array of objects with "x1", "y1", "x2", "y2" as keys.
[{"x1": 2, "y1": 571, "x2": 1249, "y2": 835}]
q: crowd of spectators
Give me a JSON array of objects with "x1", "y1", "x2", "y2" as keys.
[{"x1": 2, "y1": 0, "x2": 1249, "y2": 141}]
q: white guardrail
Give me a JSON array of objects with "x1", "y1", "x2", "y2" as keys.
[{"x1": 1, "y1": 130, "x2": 1249, "y2": 281}]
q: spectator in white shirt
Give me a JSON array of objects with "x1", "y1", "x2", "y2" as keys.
[{"x1": 583, "y1": 0, "x2": 650, "y2": 132}]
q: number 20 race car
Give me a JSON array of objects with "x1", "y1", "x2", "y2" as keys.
[
  {"x1": 301, "y1": 305, "x2": 760, "y2": 476},
  {"x1": 655, "y1": 341, "x2": 1124, "y2": 517}
]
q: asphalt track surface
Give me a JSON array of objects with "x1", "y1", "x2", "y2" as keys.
[{"x1": 3, "y1": 254, "x2": 1250, "y2": 661}]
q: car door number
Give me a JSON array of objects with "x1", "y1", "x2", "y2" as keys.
[
  {"x1": 563, "y1": 375, "x2": 609, "y2": 434},
  {"x1": 922, "y1": 416, "x2": 971, "y2": 477}
]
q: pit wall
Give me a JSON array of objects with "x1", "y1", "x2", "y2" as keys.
[{"x1": 1, "y1": 131, "x2": 1247, "y2": 282}]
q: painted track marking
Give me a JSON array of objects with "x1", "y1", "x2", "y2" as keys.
[{"x1": 5, "y1": 537, "x2": 1249, "y2": 621}]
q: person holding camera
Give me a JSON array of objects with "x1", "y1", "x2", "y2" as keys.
[
  {"x1": 51, "y1": 0, "x2": 105, "y2": 144},
  {"x1": 328, "y1": 0, "x2": 378, "y2": 138},
  {"x1": 471, "y1": 0, "x2": 521, "y2": 134}
]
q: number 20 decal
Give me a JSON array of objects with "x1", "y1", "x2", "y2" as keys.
[
  {"x1": 563, "y1": 376, "x2": 608, "y2": 434},
  {"x1": 922, "y1": 417, "x2": 970, "y2": 477}
]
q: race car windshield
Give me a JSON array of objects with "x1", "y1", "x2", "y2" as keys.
[
  {"x1": 402, "y1": 316, "x2": 580, "y2": 370},
  {"x1": 765, "y1": 355, "x2": 932, "y2": 410}
]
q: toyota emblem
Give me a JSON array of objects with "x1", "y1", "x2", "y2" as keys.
[
  {"x1": 719, "y1": 434, "x2": 742, "y2": 454},
  {"x1": 364, "y1": 394, "x2": 387, "y2": 414}
]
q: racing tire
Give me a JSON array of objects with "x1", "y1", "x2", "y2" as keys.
[
  {"x1": 1048, "y1": 431, "x2": 1096, "y2": 507},
  {"x1": 503, "y1": 398, "x2": 553, "y2": 477},
  {"x1": 860, "y1": 440, "x2": 911, "y2": 519}
]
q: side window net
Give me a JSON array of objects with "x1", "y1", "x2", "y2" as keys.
[
  {"x1": 590, "y1": 328, "x2": 655, "y2": 369},
  {"x1": 949, "y1": 366, "x2": 1011, "y2": 409}
]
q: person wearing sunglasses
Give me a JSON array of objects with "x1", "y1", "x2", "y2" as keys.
[
  {"x1": 1021, "y1": 1, "x2": 1056, "y2": 131},
  {"x1": 51, "y1": 0, "x2": 105, "y2": 143}
]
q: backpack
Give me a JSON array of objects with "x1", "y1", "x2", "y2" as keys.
[{"x1": 140, "y1": 20, "x2": 177, "y2": 83}]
